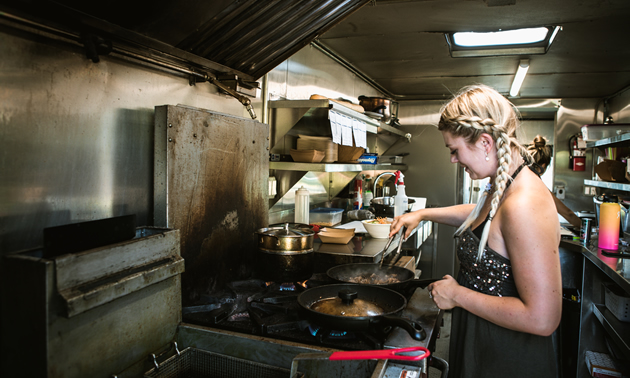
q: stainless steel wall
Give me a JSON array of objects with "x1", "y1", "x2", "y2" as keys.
[
  {"x1": 0, "y1": 29, "x2": 246, "y2": 256},
  {"x1": 555, "y1": 99, "x2": 602, "y2": 214}
]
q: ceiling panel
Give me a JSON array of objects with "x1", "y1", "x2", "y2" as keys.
[{"x1": 318, "y1": 0, "x2": 630, "y2": 100}]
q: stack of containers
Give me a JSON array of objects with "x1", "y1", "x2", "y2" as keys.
[{"x1": 296, "y1": 135, "x2": 338, "y2": 162}]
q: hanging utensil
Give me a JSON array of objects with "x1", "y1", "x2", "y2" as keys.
[{"x1": 290, "y1": 346, "x2": 430, "y2": 378}]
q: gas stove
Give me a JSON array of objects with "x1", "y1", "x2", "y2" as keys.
[{"x1": 182, "y1": 273, "x2": 442, "y2": 353}]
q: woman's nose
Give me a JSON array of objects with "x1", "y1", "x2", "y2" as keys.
[{"x1": 450, "y1": 155, "x2": 458, "y2": 163}]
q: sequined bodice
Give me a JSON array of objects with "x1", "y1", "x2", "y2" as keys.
[{"x1": 456, "y1": 228, "x2": 518, "y2": 297}]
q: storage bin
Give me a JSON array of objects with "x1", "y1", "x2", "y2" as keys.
[
  {"x1": 604, "y1": 283, "x2": 630, "y2": 322},
  {"x1": 581, "y1": 123, "x2": 630, "y2": 141},
  {"x1": 309, "y1": 208, "x2": 343, "y2": 226}
]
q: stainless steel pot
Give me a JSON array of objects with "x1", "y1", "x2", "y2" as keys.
[
  {"x1": 358, "y1": 96, "x2": 399, "y2": 124},
  {"x1": 255, "y1": 223, "x2": 315, "y2": 282},
  {"x1": 369, "y1": 197, "x2": 415, "y2": 218}
]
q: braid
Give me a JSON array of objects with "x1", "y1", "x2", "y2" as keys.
[{"x1": 477, "y1": 131, "x2": 512, "y2": 260}]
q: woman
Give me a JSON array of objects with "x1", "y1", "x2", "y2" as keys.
[
  {"x1": 528, "y1": 135, "x2": 582, "y2": 228},
  {"x1": 389, "y1": 85, "x2": 562, "y2": 377}
]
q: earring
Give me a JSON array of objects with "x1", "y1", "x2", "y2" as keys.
[{"x1": 485, "y1": 152, "x2": 490, "y2": 161}]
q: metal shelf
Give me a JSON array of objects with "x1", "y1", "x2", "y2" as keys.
[
  {"x1": 269, "y1": 162, "x2": 407, "y2": 172},
  {"x1": 584, "y1": 179, "x2": 630, "y2": 192},
  {"x1": 269, "y1": 99, "x2": 409, "y2": 138},
  {"x1": 592, "y1": 304, "x2": 630, "y2": 360},
  {"x1": 586, "y1": 133, "x2": 630, "y2": 148}
]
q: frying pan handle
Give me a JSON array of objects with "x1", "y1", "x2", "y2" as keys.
[
  {"x1": 329, "y1": 346, "x2": 430, "y2": 361},
  {"x1": 375, "y1": 316, "x2": 426, "y2": 341},
  {"x1": 408, "y1": 278, "x2": 440, "y2": 289}
]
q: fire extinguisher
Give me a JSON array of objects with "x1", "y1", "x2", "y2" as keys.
[{"x1": 569, "y1": 134, "x2": 586, "y2": 171}]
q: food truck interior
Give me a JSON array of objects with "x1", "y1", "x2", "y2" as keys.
[{"x1": 1, "y1": 1, "x2": 630, "y2": 377}]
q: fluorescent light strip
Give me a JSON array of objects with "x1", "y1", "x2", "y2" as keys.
[{"x1": 509, "y1": 59, "x2": 529, "y2": 97}]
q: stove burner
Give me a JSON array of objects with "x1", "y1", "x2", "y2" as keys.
[{"x1": 307, "y1": 324, "x2": 350, "y2": 338}]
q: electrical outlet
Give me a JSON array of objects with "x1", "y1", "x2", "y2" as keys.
[
  {"x1": 555, "y1": 185, "x2": 565, "y2": 200},
  {"x1": 583, "y1": 186, "x2": 597, "y2": 196}
]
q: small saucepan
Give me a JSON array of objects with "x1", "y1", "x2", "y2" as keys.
[
  {"x1": 327, "y1": 263, "x2": 438, "y2": 293},
  {"x1": 297, "y1": 284, "x2": 426, "y2": 341}
]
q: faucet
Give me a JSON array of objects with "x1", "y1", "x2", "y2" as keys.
[{"x1": 373, "y1": 172, "x2": 396, "y2": 198}]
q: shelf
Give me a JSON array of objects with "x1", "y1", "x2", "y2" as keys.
[
  {"x1": 584, "y1": 179, "x2": 630, "y2": 192},
  {"x1": 269, "y1": 99, "x2": 410, "y2": 138},
  {"x1": 592, "y1": 304, "x2": 630, "y2": 360},
  {"x1": 586, "y1": 133, "x2": 630, "y2": 148},
  {"x1": 269, "y1": 162, "x2": 407, "y2": 172}
]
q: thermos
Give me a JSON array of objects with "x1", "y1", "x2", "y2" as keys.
[
  {"x1": 294, "y1": 186, "x2": 310, "y2": 224},
  {"x1": 598, "y1": 194, "x2": 620, "y2": 250}
]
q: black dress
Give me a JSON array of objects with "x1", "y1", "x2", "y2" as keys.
[{"x1": 447, "y1": 222, "x2": 558, "y2": 378}]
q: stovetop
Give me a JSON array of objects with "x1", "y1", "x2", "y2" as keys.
[{"x1": 182, "y1": 274, "x2": 441, "y2": 351}]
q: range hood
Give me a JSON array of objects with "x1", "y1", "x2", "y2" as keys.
[{"x1": 1, "y1": 0, "x2": 370, "y2": 83}]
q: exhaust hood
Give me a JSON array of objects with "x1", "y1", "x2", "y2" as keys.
[{"x1": 1, "y1": 0, "x2": 370, "y2": 82}]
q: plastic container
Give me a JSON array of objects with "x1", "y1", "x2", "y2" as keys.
[
  {"x1": 294, "y1": 186, "x2": 310, "y2": 224},
  {"x1": 598, "y1": 194, "x2": 621, "y2": 250},
  {"x1": 581, "y1": 123, "x2": 630, "y2": 141},
  {"x1": 309, "y1": 208, "x2": 343, "y2": 226},
  {"x1": 604, "y1": 283, "x2": 630, "y2": 322}
]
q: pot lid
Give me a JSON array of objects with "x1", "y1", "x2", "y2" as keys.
[
  {"x1": 310, "y1": 289, "x2": 385, "y2": 317},
  {"x1": 257, "y1": 223, "x2": 314, "y2": 237}
]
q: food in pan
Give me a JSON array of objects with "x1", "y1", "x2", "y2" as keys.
[{"x1": 346, "y1": 273, "x2": 401, "y2": 285}]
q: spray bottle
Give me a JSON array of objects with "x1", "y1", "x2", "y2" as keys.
[{"x1": 393, "y1": 171, "x2": 408, "y2": 218}]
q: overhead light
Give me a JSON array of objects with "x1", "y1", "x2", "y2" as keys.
[
  {"x1": 445, "y1": 26, "x2": 561, "y2": 58},
  {"x1": 453, "y1": 27, "x2": 549, "y2": 47},
  {"x1": 509, "y1": 59, "x2": 530, "y2": 97}
]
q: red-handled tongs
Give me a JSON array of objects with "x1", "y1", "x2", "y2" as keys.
[{"x1": 289, "y1": 346, "x2": 430, "y2": 378}]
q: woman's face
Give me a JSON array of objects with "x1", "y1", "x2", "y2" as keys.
[{"x1": 441, "y1": 131, "x2": 496, "y2": 180}]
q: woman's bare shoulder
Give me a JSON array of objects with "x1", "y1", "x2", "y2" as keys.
[{"x1": 499, "y1": 170, "x2": 557, "y2": 223}]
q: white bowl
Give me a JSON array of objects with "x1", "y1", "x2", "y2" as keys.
[{"x1": 362, "y1": 218, "x2": 393, "y2": 238}]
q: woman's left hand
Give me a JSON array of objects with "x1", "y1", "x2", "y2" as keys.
[{"x1": 427, "y1": 275, "x2": 460, "y2": 310}]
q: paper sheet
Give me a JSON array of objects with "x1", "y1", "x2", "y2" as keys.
[{"x1": 334, "y1": 220, "x2": 367, "y2": 233}]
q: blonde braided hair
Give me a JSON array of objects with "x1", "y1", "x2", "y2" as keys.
[{"x1": 438, "y1": 85, "x2": 531, "y2": 260}]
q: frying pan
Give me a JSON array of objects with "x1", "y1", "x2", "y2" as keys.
[
  {"x1": 297, "y1": 284, "x2": 426, "y2": 341},
  {"x1": 327, "y1": 263, "x2": 438, "y2": 293}
]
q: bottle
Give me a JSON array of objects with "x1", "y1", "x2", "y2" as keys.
[
  {"x1": 294, "y1": 186, "x2": 310, "y2": 224},
  {"x1": 393, "y1": 171, "x2": 409, "y2": 218},
  {"x1": 363, "y1": 178, "x2": 373, "y2": 207},
  {"x1": 353, "y1": 178, "x2": 363, "y2": 210},
  {"x1": 598, "y1": 194, "x2": 620, "y2": 250}
]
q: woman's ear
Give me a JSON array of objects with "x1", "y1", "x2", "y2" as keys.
[{"x1": 478, "y1": 133, "x2": 494, "y2": 151}]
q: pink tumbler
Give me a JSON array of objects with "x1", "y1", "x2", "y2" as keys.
[{"x1": 598, "y1": 194, "x2": 620, "y2": 250}]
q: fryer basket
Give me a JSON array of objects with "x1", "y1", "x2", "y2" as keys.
[{"x1": 144, "y1": 347, "x2": 301, "y2": 378}]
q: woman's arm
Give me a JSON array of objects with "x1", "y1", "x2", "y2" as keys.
[
  {"x1": 389, "y1": 203, "x2": 475, "y2": 239},
  {"x1": 551, "y1": 191, "x2": 582, "y2": 228},
  {"x1": 428, "y1": 186, "x2": 562, "y2": 336}
]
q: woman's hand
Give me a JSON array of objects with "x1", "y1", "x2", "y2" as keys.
[
  {"x1": 427, "y1": 275, "x2": 460, "y2": 310},
  {"x1": 389, "y1": 211, "x2": 422, "y2": 238}
]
